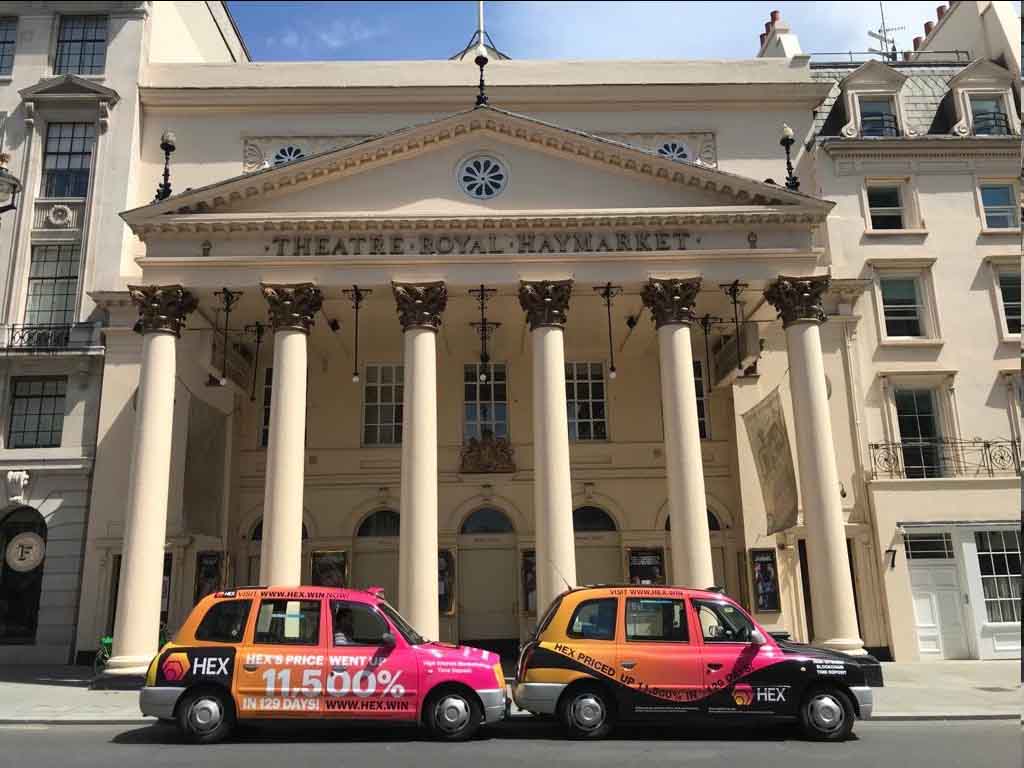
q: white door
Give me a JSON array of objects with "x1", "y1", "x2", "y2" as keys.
[
  {"x1": 910, "y1": 564, "x2": 970, "y2": 659},
  {"x1": 459, "y1": 546, "x2": 518, "y2": 640}
]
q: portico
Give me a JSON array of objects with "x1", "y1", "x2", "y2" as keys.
[{"x1": 96, "y1": 104, "x2": 866, "y2": 680}]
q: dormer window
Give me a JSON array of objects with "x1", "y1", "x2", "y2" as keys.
[
  {"x1": 969, "y1": 95, "x2": 1010, "y2": 136},
  {"x1": 859, "y1": 96, "x2": 899, "y2": 137}
]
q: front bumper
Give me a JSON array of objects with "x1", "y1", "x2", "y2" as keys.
[
  {"x1": 478, "y1": 688, "x2": 507, "y2": 724},
  {"x1": 512, "y1": 682, "x2": 566, "y2": 715},
  {"x1": 850, "y1": 686, "x2": 873, "y2": 720},
  {"x1": 140, "y1": 686, "x2": 185, "y2": 720}
]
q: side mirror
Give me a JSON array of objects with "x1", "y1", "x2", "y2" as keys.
[
  {"x1": 380, "y1": 631, "x2": 396, "y2": 646},
  {"x1": 750, "y1": 629, "x2": 766, "y2": 645}
]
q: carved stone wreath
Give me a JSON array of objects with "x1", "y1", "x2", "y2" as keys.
[{"x1": 46, "y1": 204, "x2": 73, "y2": 228}]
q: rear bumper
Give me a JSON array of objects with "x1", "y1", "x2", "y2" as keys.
[
  {"x1": 139, "y1": 686, "x2": 185, "y2": 720},
  {"x1": 512, "y1": 682, "x2": 566, "y2": 715},
  {"x1": 850, "y1": 686, "x2": 873, "y2": 720},
  {"x1": 478, "y1": 688, "x2": 507, "y2": 724}
]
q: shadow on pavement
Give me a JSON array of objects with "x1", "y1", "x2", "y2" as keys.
[
  {"x1": 111, "y1": 716, "x2": 830, "y2": 746},
  {"x1": 0, "y1": 665, "x2": 94, "y2": 688}
]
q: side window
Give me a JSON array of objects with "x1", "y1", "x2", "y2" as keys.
[
  {"x1": 625, "y1": 598, "x2": 689, "y2": 642},
  {"x1": 566, "y1": 598, "x2": 617, "y2": 640},
  {"x1": 254, "y1": 599, "x2": 321, "y2": 646},
  {"x1": 195, "y1": 599, "x2": 251, "y2": 643},
  {"x1": 693, "y1": 599, "x2": 756, "y2": 643},
  {"x1": 331, "y1": 600, "x2": 390, "y2": 646}
]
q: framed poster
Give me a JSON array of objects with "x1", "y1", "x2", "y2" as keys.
[
  {"x1": 521, "y1": 549, "x2": 536, "y2": 615},
  {"x1": 628, "y1": 548, "x2": 665, "y2": 585},
  {"x1": 438, "y1": 549, "x2": 455, "y2": 614},
  {"x1": 193, "y1": 551, "x2": 223, "y2": 604},
  {"x1": 750, "y1": 548, "x2": 781, "y2": 612},
  {"x1": 311, "y1": 550, "x2": 348, "y2": 587},
  {"x1": 160, "y1": 553, "x2": 172, "y2": 625}
]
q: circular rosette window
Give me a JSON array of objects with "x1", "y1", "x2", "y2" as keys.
[
  {"x1": 457, "y1": 155, "x2": 508, "y2": 200},
  {"x1": 657, "y1": 141, "x2": 690, "y2": 162},
  {"x1": 273, "y1": 145, "x2": 305, "y2": 165}
]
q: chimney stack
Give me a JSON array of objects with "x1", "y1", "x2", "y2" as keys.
[
  {"x1": 924, "y1": 20, "x2": 934, "y2": 35},
  {"x1": 936, "y1": 5, "x2": 947, "y2": 21},
  {"x1": 913, "y1": 36, "x2": 923, "y2": 50},
  {"x1": 760, "y1": 32, "x2": 767, "y2": 46},
  {"x1": 902, "y1": 51, "x2": 912, "y2": 62},
  {"x1": 770, "y1": 10, "x2": 780, "y2": 23}
]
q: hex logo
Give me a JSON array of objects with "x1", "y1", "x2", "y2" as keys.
[
  {"x1": 732, "y1": 683, "x2": 754, "y2": 706},
  {"x1": 161, "y1": 652, "x2": 190, "y2": 682}
]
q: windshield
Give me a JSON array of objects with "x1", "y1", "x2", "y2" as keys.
[{"x1": 378, "y1": 601, "x2": 426, "y2": 645}]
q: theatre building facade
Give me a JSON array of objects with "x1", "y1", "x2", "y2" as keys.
[{"x1": 0, "y1": 3, "x2": 1018, "y2": 672}]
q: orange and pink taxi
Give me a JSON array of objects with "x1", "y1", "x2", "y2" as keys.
[{"x1": 140, "y1": 586, "x2": 506, "y2": 743}]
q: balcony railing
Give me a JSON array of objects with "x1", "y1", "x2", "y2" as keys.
[
  {"x1": 2, "y1": 324, "x2": 100, "y2": 351},
  {"x1": 861, "y1": 113, "x2": 899, "y2": 137},
  {"x1": 972, "y1": 111, "x2": 1012, "y2": 136},
  {"x1": 869, "y1": 438, "x2": 1021, "y2": 480}
]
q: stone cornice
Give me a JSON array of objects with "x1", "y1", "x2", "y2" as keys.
[
  {"x1": 129, "y1": 207, "x2": 828, "y2": 240},
  {"x1": 122, "y1": 106, "x2": 830, "y2": 230},
  {"x1": 820, "y1": 136, "x2": 1019, "y2": 160}
]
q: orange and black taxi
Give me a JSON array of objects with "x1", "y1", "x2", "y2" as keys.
[
  {"x1": 514, "y1": 585, "x2": 882, "y2": 740},
  {"x1": 140, "y1": 586, "x2": 506, "y2": 743}
]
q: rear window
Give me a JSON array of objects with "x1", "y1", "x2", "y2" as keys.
[
  {"x1": 533, "y1": 594, "x2": 563, "y2": 639},
  {"x1": 195, "y1": 599, "x2": 251, "y2": 643},
  {"x1": 254, "y1": 599, "x2": 321, "y2": 645},
  {"x1": 567, "y1": 598, "x2": 617, "y2": 640}
]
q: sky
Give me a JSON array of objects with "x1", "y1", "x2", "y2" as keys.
[{"x1": 227, "y1": 1, "x2": 1022, "y2": 62}]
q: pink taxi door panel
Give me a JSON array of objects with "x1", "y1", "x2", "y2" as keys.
[
  {"x1": 620, "y1": 597, "x2": 704, "y2": 713},
  {"x1": 693, "y1": 599, "x2": 766, "y2": 703},
  {"x1": 323, "y1": 600, "x2": 418, "y2": 720}
]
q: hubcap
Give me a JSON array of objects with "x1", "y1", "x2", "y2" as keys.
[
  {"x1": 570, "y1": 694, "x2": 606, "y2": 730},
  {"x1": 808, "y1": 694, "x2": 844, "y2": 732},
  {"x1": 435, "y1": 695, "x2": 471, "y2": 733},
  {"x1": 187, "y1": 696, "x2": 223, "y2": 733}
]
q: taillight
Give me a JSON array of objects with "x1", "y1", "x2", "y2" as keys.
[{"x1": 516, "y1": 640, "x2": 537, "y2": 681}]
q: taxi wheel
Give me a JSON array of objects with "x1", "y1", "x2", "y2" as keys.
[
  {"x1": 176, "y1": 687, "x2": 235, "y2": 745},
  {"x1": 424, "y1": 688, "x2": 483, "y2": 741},
  {"x1": 798, "y1": 685, "x2": 855, "y2": 742},
  {"x1": 560, "y1": 685, "x2": 614, "y2": 739}
]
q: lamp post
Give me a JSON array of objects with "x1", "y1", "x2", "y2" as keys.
[
  {"x1": 0, "y1": 152, "x2": 23, "y2": 215},
  {"x1": 779, "y1": 123, "x2": 800, "y2": 192},
  {"x1": 154, "y1": 131, "x2": 176, "y2": 202}
]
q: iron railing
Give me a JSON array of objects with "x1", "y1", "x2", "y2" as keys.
[
  {"x1": 972, "y1": 111, "x2": 1012, "y2": 136},
  {"x1": 861, "y1": 113, "x2": 899, "y2": 137},
  {"x1": 869, "y1": 438, "x2": 1021, "y2": 480},
  {"x1": 3, "y1": 324, "x2": 99, "y2": 351}
]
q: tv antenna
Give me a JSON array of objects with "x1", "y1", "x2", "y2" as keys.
[{"x1": 867, "y1": 2, "x2": 905, "y2": 61}]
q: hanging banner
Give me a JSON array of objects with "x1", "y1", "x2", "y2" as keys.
[{"x1": 742, "y1": 388, "x2": 798, "y2": 535}]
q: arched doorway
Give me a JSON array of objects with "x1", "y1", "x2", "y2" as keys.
[
  {"x1": 665, "y1": 510, "x2": 728, "y2": 589},
  {"x1": 351, "y1": 510, "x2": 399, "y2": 602},
  {"x1": 0, "y1": 507, "x2": 47, "y2": 643},
  {"x1": 245, "y1": 519, "x2": 309, "y2": 584},
  {"x1": 574, "y1": 506, "x2": 622, "y2": 585},
  {"x1": 458, "y1": 507, "x2": 518, "y2": 648}
]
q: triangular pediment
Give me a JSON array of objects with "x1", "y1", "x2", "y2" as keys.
[
  {"x1": 839, "y1": 60, "x2": 908, "y2": 90},
  {"x1": 123, "y1": 105, "x2": 831, "y2": 235},
  {"x1": 947, "y1": 58, "x2": 1015, "y2": 88},
  {"x1": 20, "y1": 74, "x2": 120, "y2": 104}
]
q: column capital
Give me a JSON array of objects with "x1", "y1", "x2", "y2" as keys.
[
  {"x1": 128, "y1": 284, "x2": 197, "y2": 337},
  {"x1": 641, "y1": 277, "x2": 701, "y2": 328},
  {"x1": 392, "y1": 281, "x2": 448, "y2": 331},
  {"x1": 518, "y1": 279, "x2": 573, "y2": 330},
  {"x1": 261, "y1": 283, "x2": 323, "y2": 333},
  {"x1": 764, "y1": 275, "x2": 831, "y2": 327}
]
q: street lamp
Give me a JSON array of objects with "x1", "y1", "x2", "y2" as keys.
[
  {"x1": 0, "y1": 152, "x2": 23, "y2": 215},
  {"x1": 779, "y1": 123, "x2": 800, "y2": 192},
  {"x1": 153, "y1": 130, "x2": 176, "y2": 202}
]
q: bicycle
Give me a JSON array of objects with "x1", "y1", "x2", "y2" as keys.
[{"x1": 93, "y1": 624, "x2": 170, "y2": 676}]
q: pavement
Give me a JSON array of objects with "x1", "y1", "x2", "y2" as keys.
[
  {"x1": 0, "y1": 661, "x2": 1018, "y2": 725},
  {"x1": 0, "y1": 720, "x2": 1017, "y2": 768}
]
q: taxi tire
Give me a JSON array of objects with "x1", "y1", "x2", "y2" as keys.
[
  {"x1": 559, "y1": 684, "x2": 615, "y2": 740},
  {"x1": 423, "y1": 687, "x2": 483, "y2": 741},
  {"x1": 798, "y1": 685, "x2": 855, "y2": 742},
  {"x1": 176, "y1": 687, "x2": 235, "y2": 745}
]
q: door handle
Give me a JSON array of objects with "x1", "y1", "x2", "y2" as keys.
[
  {"x1": 243, "y1": 663, "x2": 258, "y2": 672},
  {"x1": 706, "y1": 663, "x2": 723, "y2": 671},
  {"x1": 620, "y1": 660, "x2": 636, "y2": 670}
]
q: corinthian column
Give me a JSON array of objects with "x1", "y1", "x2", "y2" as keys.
[
  {"x1": 641, "y1": 278, "x2": 715, "y2": 588},
  {"x1": 393, "y1": 281, "x2": 447, "y2": 640},
  {"x1": 260, "y1": 283, "x2": 322, "y2": 586},
  {"x1": 103, "y1": 285, "x2": 196, "y2": 684},
  {"x1": 519, "y1": 280, "x2": 577, "y2": 613},
  {"x1": 764, "y1": 275, "x2": 864, "y2": 653}
]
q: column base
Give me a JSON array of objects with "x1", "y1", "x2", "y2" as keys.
[
  {"x1": 91, "y1": 655, "x2": 153, "y2": 690},
  {"x1": 812, "y1": 636, "x2": 867, "y2": 655}
]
